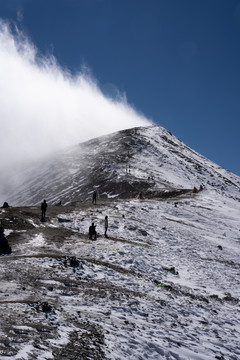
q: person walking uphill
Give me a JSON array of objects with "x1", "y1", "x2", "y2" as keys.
[
  {"x1": 92, "y1": 190, "x2": 97, "y2": 205},
  {"x1": 41, "y1": 200, "x2": 48, "y2": 221},
  {"x1": 104, "y1": 216, "x2": 108, "y2": 238},
  {"x1": 89, "y1": 222, "x2": 97, "y2": 240}
]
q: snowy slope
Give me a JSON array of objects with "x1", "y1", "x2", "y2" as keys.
[
  {"x1": 4, "y1": 125, "x2": 240, "y2": 206},
  {"x1": 57, "y1": 190, "x2": 240, "y2": 360},
  {"x1": 0, "y1": 189, "x2": 239, "y2": 359},
  {"x1": 0, "y1": 125, "x2": 239, "y2": 359}
]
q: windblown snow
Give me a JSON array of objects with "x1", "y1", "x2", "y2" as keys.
[{"x1": 0, "y1": 125, "x2": 239, "y2": 359}]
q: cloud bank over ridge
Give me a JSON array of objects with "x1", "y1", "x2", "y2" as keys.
[{"x1": 0, "y1": 20, "x2": 150, "y2": 170}]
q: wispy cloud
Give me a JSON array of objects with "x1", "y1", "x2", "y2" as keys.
[
  {"x1": 17, "y1": 9, "x2": 24, "y2": 23},
  {"x1": 0, "y1": 19, "x2": 150, "y2": 174}
]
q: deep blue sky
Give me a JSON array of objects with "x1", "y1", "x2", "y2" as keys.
[{"x1": 1, "y1": 0, "x2": 240, "y2": 175}]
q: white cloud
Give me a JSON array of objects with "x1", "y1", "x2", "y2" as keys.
[{"x1": 0, "y1": 20, "x2": 150, "y2": 173}]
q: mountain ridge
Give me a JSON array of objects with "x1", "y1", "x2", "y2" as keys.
[{"x1": 4, "y1": 124, "x2": 240, "y2": 206}]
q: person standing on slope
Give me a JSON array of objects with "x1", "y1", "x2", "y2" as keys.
[
  {"x1": 104, "y1": 216, "x2": 108, "y2": 238},
  {"x1": 41, "y1": 200, "x2": 48, "y2": 221},
  {"x1": 92, "y1": 190, "x2": 97, "y2": 205},
  {"x1": 89, "y1": 222, "x2": 97, "y2": 240},
  {"x1": 0, "y1": 226, "x2": 12, "y2": 254}
]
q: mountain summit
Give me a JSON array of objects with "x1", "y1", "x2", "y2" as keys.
[
  {"x1": 5, "y1": 125, "x2": 240, "y2": 206},
  {"x1": 0, "y1": 125, "x2": 239, "y2": 359}
]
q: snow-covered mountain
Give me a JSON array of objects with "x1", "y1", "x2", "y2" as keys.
[
  {"x1": 0, "y1": 125, "x2": 239, "y2": 359},
  {"x1": 4, "y1": 125, "x2": 240, "y2": 206}
]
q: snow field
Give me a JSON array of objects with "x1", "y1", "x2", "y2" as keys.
[{"x1": 52, "y1": 189, "x2": 239, "y2": 359}]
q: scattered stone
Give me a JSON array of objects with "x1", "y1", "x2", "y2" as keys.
[
  {"x1": 223, "y1": 295, "x2": 239, "y2": 304},
  {"x1": 58, "y1": 217, "x2": 71, "y2": 223},
  {"x1": 42, "y1": 302, "x2": 53, "y2": 313},
  {"x1": 138, "y1": 229, "x2": 148, "y2": 236},
  {"x1": 63, "y1": 256, "x2": 83, "y2": 268},
  {"x1": 69, "y1": 256, "x2": 80, "y2": 267},
  {"x1": 36, "y1": 302, "x2": 53, "y2": 313},
  {"x1": 169, "y1": 267, "x2": 179, "y2": 275},
  {"x1": 199, "y1": 320, "x2": 209, "y2": 325},
  {"x1": 218, "y1": 245, "x2": 223, "y2": 250},
  {"x1": 128, "y1": 226, "x2": 137, "y2": 231},
  {"x1": 53, "y1": 323, "x2": 106, "y2": 360}
]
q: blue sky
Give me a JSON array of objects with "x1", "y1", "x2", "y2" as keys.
[{"x1": 0, "y1": 0, "x2": 240, "y2": 175}]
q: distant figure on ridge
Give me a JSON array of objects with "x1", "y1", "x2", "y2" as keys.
[
  {"x1": 138, "y1": 192, "x2": 144, "y2": 199},
  {"x1": 89, "y1": 222, "x2": 97, "y2": 240},
  {"x1": 92, "y1": 190, "x2": 97, "y2": 205},
  {"x1": 104, "y1": 216, "x2": 108, "y2": 238},
  {"x1": 41, "y1": 200, "x2": 48, "y2": 221}
]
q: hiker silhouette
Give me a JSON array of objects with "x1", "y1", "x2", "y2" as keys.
[
  {"x1": 104, "y1": 216, "x2": 108, "y2": 238},
  {"x1": 41, "y1": 200, "x2": 48, "y2": 221},
  {"x1": 89, "y1": 222, "x2": 97, "y2": 240},
  {"x1": 92, "y1": 191, "x2": 97, "y2": 205},
  {"x1": 0, "y1": 226, "x2": 12, "y2": 254}
]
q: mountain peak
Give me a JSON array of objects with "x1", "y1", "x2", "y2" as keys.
[{"x1": 4, "y1": 125, "x2": 240, "y2": 206}]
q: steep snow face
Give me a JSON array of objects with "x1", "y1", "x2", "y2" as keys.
[{"x1": 3, "y1": 125, "x2": 240, "y2": 206}]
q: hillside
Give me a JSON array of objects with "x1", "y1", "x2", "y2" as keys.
[
  {"x1": 0, "y1": 125, "x2": 239, "y2": 359},
  {"x1": 3, "y1": 125, "x2": 240, "y2": 206}
]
